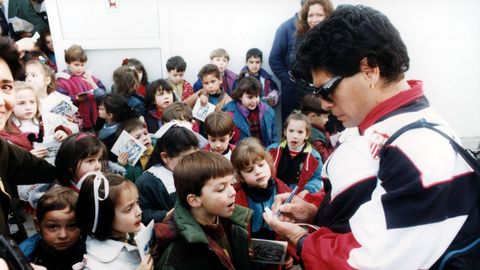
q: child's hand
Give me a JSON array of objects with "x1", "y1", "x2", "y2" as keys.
[
  {"x1": 30, "y1": 147, "x2": 48, "y2": 158},
  {"x1": 118, "y1": 152, "x2": 129, "y2": 166},
  {"x1": 283, "y1": 255, "x2": 294, "y2": 269},
  {"x1": 136, "y1": 254, "x2": 153, "y2": 270},
  {"x1": 54, "y1": 130, "x2": 68, "y2": 142},
  {"x1": 267, "y1": 90, "x2": 279, "y2": 107},
  {"x1": 199, "y1": 94, "x2": 208, "y2": 106},
  {"x1": 83, "y1": 70, "x2": 98, "y2": 89}
]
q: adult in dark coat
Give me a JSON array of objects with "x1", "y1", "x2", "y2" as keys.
[
  {"x1": 0, "y1": 37, "x2": 56, "y2": 239},
  {"x1": 268, "y1": 1, "x2": 302, "y2": 121}
]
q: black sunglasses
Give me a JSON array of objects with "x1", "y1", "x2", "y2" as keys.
[{"x1": 289, "y1": 71, "x2": 343, "y2": 102}]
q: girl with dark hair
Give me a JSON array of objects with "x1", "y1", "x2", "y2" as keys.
[
  {"x1": 135, "y1": 124, "x2": 199, "y2": 224},
  {"x1": 222, "y1": 76, "x2": 278, "y2": 147},
  {"x1": 268, "y1": 110, "x2": 323, "y2": 194},
  {"x1": 76, "y1": 172, "x2": 153, "y2": 269},
  {"x1": 55, "y1": 133, "x2": 108, "y2": 192},
  {"x1": 144, "y1": 79, "x2": 176, "y2": 134},
  {"x1": 96, "y1": 93, "x2": 137, "y2": 161}
]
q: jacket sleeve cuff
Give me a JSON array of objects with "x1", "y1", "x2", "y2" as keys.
[{"x1": 297, "y1": 234, "x2": 307, "y2": 257}]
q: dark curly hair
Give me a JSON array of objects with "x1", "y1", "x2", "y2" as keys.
[
  {"x1": 296, "y1": 5, "x2": 409, "y2": 85},
  {"x1": 145, "y1": 79, "x2": 176, "y2": 111}
]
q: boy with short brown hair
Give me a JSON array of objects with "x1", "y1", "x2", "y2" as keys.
[
  {"x1": 193, "y1": 48, "x2": 238, "y2": 95},
  {"x1": 204, "y1": 111, "x2": 235, "y2": 159},
  {"x1": 154, "y1": 151, "x2": 251, "y2": 270},
  {"x1": 19, "y1": 187, "x2": 85, "y2": 270}
]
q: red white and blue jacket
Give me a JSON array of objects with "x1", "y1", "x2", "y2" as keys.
[
  {"x1": 269, "y1": 141, "x2": 323, "y2": 193},
  {"x1": 300, "y1": 80, "x2": 480, "y2": 269}
]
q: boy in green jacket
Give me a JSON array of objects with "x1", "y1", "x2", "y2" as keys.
[{"x1": 154, "y1": 151, "x2": 252, "y2": 270}]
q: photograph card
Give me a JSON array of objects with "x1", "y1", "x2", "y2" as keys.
[
  {"x1": 192, "y1": 98, "x2": 215, "y2": 122},
  {"x1": 134, "y1": 220, "x2": 154, "y2": 261},
  {"x1": 33, "y1": 141, "x2": 62, "y2": 165},
  {"x1": 251, "y1": 238, "x2": 288, "y2": 264},
  {"x1": 111, "y1": 130, "x2": 146, "y2": 166}
]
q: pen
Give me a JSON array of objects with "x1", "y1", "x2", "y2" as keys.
[{"x1": 275, "y1": 185, "x2": 299, "y2": 217}]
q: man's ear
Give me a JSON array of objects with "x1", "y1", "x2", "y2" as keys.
[
  {"x1": 359, "y1": 57, "x2": 380, "y2": 85},
  {"x1": 186, "y1": 194, "x2": 202, "y2": 208}
]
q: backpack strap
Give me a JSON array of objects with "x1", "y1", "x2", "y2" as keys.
[{"x1": 379, "y1": 118, "x2": 480, "y2": 176}]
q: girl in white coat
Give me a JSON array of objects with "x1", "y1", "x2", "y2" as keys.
[{"x1": 74, "y1": 172, "x2": 153, "y2": 270}]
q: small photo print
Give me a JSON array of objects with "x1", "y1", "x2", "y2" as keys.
[
  {"x1": 42, "y1": 92, "x2": 78, "y2": 117},
  {"x1": 111, "y1": 130, "x2": 146, "y2": 166},
  {"x1": 134, "y1": 220, "x2": 154, "y2": 261},
  {"x1": 33, "y1": 141, "x2": 61, "y2": 165},
  {"x1": 192, "y1": 99, "x2": 215, "y2": 122},
  {"x1": 251, "y1": 238, "x2": 288, "y2": 264}
]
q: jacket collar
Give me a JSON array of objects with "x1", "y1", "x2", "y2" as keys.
[
  {"x1": 358, "y1": 80, "x2": 424, "y2": 134},
  {"x1": 155, "y1": 201, "x2": 251, "y2": 245},
  {"x1": 85, "y1": 236, "x2": 138, "y2": 263}
]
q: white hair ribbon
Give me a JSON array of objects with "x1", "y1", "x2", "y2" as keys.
[
  {"x1": 78, "y1": 171, "x2": 110, "y2": 233},
  {"x1": 153, "y1": 120, "x2": 193, "y2": 139}
]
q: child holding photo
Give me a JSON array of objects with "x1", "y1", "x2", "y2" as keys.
[{"x1": 76, "y1": 172, "x2": 153, "y2": 269}]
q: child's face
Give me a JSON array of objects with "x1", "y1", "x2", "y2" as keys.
[
  {"x1": 13, "y1": 89, "x2": 37, "y2": 121},
  {"x1": 161, "y1": 148, "x2": 197, "y2": 171},
  {"x1": 130, "y1": 127, "x2": 152, "y2": 149},
  {"x1": 112, "y1": 186, "x2": 142, "y2": 236},
  {"x1": 239, "y1": 92, "x2": 259, "y2": 110},
  {"x1": 168, "y1": 69, "x2": 185, "y2": 85},
  {"x1": 45, "y1": 35, "x2": 54, "y2": 51},
  {"x1": 35, "y1": 207, "x2": 81, "y2": 251},
  {"x1": 155, "y1": 90, "x2": 174, "y2": 110},
  {"x1": 97, "y1": 103, "x2": 112, "y2": 121},
  {"x1": 198, "y1": 174, "x2": 236, "y2": 222},
  {"x1": 284, "y1": 119, "x2": 309, "y2": 149},
  {"x1": 240, "y1": 159, "x2": 271, "y2": 189},
  {"x1": 74, "y1": 151, "x2": 103, "y2": 182},
  {"x1": 207, "y1": 134, "x2": 232, "y2": 155},
  {"x1": 202, "y1": 74, "x2": 222, "y2": 95},
  {"x1": 308, "y1": 112, "x2": 329, "y2": 128},
  {"x1": 67, "y1": 61, "x2": 85, "y2": 76},
  {"x1": 136, "y1": 69, "x2": 143, "y2": 83},
  {"x1": 25, "y1": 63, "x2": 50, "y2": 95},
  {"x1": 246, "y1": 56, "x2": 262, "y2": 75},
  {"x1": 210, "y1": 56, "x2": 228, "y2": 73}
]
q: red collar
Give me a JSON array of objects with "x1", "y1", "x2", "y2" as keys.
[{"x1": 358, "y1": 80, "x2": 424, "y2": 134}]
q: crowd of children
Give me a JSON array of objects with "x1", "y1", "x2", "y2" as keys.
[{"x1": 2, "y1": 26, "x2": 338, "y2": 270}]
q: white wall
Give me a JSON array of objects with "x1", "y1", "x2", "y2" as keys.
[{"x1": 46, "y1": 0, "x2": 480, "y2": 137}]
